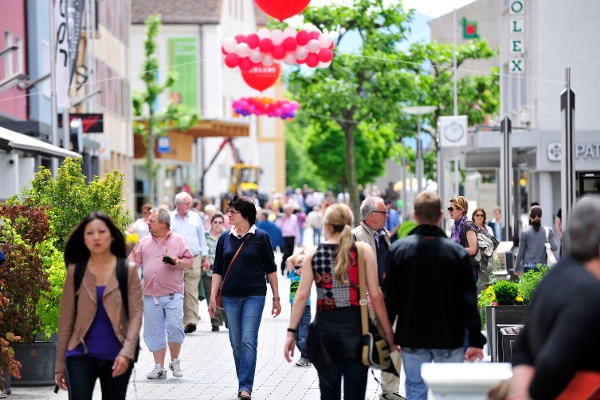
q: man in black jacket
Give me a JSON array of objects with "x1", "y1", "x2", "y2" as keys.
[
  {"x1": 384, "y1": 191, "x2": 485, "y2": 400},
  {"x1": 510, "y1": 195, "x2": 600, "y2": 400}
]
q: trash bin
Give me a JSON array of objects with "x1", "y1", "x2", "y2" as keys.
[{"x1": 499, "y1": 326, "x2": 522, "y2": 363}]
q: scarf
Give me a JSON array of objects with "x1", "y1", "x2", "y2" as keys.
[{"x1": 451, "y1": 215, "x2": 468, "y2": 244}]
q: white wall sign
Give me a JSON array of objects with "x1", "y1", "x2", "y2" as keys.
[
  {"x1": 509, "y1": 0, "x2": 526, "y2": 74},
  {"x1": 510, "y1": 58, "x2": 525, "y2": 73},
  {"x1": 548, "y1": 141, "x2": 600, "y2": 161}
]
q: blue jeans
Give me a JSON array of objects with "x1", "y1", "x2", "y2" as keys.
[
  {"x1": 222, "y1": 295, "x2": 265, "y2": 395},
  {"x1": 313, "y1": 228, "x2": 322, "y2": 245},
  {"x1": 401, "y1": 347, "x2": 464, "y2": 400},
  {"x1": 66, "y1": 354, "x2": 133, "y2": 400},
  {"x1": 318, "y1": 357, "x2": 368, "y2": 400},
  {"x1": 293, "y1": 305, "x2": 311, "y2": 359}
]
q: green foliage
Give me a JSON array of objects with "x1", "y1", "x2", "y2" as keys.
[
  {"x1": 518, "y1": 266, "x2": 550, "y2": 305},
  {"x1": 397, "y1": 221, "x2": 417, "y2": 239},
  {"x1": 492, "y1": 280, "x2": 521, "y2": 305},
  {"x1": 35, "y1": 240, "x2": 66, "y2": 340},
  {"x1": 132, "y1": 14, "x2": 200, "y2": 204}
]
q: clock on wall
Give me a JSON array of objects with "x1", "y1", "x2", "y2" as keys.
[{"x1": 443, "y1": 121, "x2": 466, "y2": 143}]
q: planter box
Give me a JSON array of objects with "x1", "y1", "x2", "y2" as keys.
[
  {"x1": 485, "y1": 305, "x2": 529, "y2": 362},
  {"x1": 11, "y1": 341, "x2": 57, "y2": 386}
]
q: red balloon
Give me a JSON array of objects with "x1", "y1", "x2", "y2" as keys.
[
  {"x1": 239, "y1": 57, "x2": 253, "y2": 71},
  {"x1": 318, "y1": 48, "x2": 333, "y2": 63},
  {"x1": 309, "y1": 31, "x2": 321, "y2": 40},
  {"x1": 259, "y1": 38, "x2": 274, "y2": 53},
  {"x1": 305, "y1": 53, "x2": 319, "y2": 68},
  {"x1": 235, "y1": 34, "x2": 246, "y2": 43},
  {"x1": 272, "y1": 45, "x2": 286, "y2": 60},
  {"x1": 224, "y1": 53, "x2": 240, "y2": 68},
  {"x1": 254, "y1": 0, "x2": 311, "y2": 21},
  {"x1": 246, "y1": 34, "x2": 260, "y2": 49},
  {"x1": 241, "y1": 63, "x2": 281, "y2": 91},
  {"x1": 282, "y1": 37, "x2": 298, "y2": 52},
  {"x1": 221, "y1": 46, "x2": 228, "y2": 55},
  {"x1": 296, "y1": 30, "x2": 310, "y2": 46}
]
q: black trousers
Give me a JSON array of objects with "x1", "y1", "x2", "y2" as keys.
[
  {"x1": 281, "y1": 236, "x2": 296, "y2": 274},
  {"x1": 66, "y1": 354, "x2": 133, "y2": 400}
]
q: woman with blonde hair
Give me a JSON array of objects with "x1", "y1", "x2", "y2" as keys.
[
  {"x1": 284, "y1": 203, "x2": 397, "y2": 400},
  {"x1": 449, "y1": 196, "x2": 478, "y2": 280}
]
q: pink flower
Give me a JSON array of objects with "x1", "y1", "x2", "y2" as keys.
[{"x1": 491, "y1": 302, "x2": 499, "y2": 307}]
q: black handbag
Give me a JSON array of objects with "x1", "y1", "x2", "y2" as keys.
[{"x1": 356, "y1": 243, "x2": 392, "y2": 370}]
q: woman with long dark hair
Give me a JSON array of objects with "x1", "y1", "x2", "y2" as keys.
[
  {"x1": 514, "y1": 205, "x2": 559, "y2": 275},
  {"x1": 55, "y1": 212, "x2": 143, "y2": 399}
]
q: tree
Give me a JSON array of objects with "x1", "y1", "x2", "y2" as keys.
[
  {"x1": 133, "y1": 14, "x2": 199, "y2": 205},
  {"x1": 284, "y1": 0, "x2": 499, "y2": 219}
]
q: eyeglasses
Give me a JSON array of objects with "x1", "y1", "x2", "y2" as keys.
[
  {"x1": 448, "y1": 207, "x2": 461, "y2": 212},
  {"x1": 227, "y1": 209, "x2": 241, "y2": 215},
  {"x1": 474, "y1": 214, "x2": 484, "y2": 217},
  {"x1": 371, "y1": 210, "x2": 388, "y2": 215},
  {"x1": 294, "y1": 265, "x2": 302, "y2": 270}
]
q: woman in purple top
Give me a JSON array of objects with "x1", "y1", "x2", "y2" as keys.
[{"x1": 55, "y1": 212, "x2": 143, "y2": 400}]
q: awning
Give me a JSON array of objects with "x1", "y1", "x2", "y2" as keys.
[
  {"x1": 0, "y1": 126, "x2": 81, "y2": 158},
  {"x1": 181, "y1": 118, "x2": 250, "y2": 138}
]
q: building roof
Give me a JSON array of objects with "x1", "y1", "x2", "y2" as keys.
[
  {"x1": 132, "y1": 0, "x2": 222, "y2": 25},
  {"x1": 132, "y1": 0, "x2": 269, "y2": 26}
]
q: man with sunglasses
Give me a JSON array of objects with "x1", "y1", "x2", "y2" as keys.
[{"x1": 352, "y1": 197, "x2": 404, "y2": 400}]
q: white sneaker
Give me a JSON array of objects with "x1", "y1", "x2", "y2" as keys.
[
  {"x1": 169, "y1": 358, "x2": 183, "y2": 377},
  {"x1": 147, "y1": 364, "x2": 167, "y2": 379},
  {"x1": 295, "y1": 357, "x2": 311, "y2": 366}
]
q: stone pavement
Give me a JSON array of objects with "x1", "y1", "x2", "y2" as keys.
[{"x1": 7, "y1": 248, "x2": 410, "y2": 400}]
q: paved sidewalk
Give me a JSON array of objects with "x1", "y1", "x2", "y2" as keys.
[{"x1": 7, "y1": 253, "x2": 404, "y2": 399}]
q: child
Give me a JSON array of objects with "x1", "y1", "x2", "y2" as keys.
[{"x1": 286, "y1": 250, "x2": 312, "y2": 366}]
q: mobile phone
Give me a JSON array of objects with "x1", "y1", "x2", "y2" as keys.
[{"x1": 163, "y1": 256, "x2": 176, "y2": 265}]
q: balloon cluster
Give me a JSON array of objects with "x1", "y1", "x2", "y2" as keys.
[
  {"x1": 232, "y1": 97, "x2": 300, "y2": 120},
  {"x1": 222, "y1": 27, "x2": 334, "y2": 70}
]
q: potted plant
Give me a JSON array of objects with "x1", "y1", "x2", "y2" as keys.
[
  {"x1": 477, "y1": 266, "x2": 550, "y2": 362},
  {"x1": 3, "y1": 157, "x2": 132, "y2": 387}
]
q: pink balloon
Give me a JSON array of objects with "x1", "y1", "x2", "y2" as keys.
[
  {"x1": 224, "y1": 53, "x2": 240, "y2": 68},
  {"x1": 272, "y1": 45, "x2": 286, "y2": 60},
  {"x1": 259, "y1": 38, "x2": 274, "y2": 53},
  {"x1": 296, "y1": 30, "x2": 310, "y2": 46},
  {"x1": 274, "y1": 108, "x2": 282, "y2": 117},
  {"x1": 305, "y1": 53, "x2": 319, "y2": 68},
  {"x1": 282, "y1": 37, "x2": 298, "y2": 52},
  {"x1": 309, "y1": 31, "x2": 321, "y2": 40},
  {"x1": 318, "y1": 48, "x2": 333, "y2": 63},
  {"x1": 221, "y1": 46, "x2": 228, "y2": 55},
  {"x1": 290, "y1": 101, "x2": 299, "y2": 110},
  {"x1": 235, "y1": 34, "x2": 247, "y2": 43},
  {"x1": 246, "y1": 34, "x2": 260, "y2": 49},
  {"x1": 239, "y1": 57, "x2": 253, "y2": 71}
]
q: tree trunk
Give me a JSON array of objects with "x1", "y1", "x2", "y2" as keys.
[
  {"x1": 343, "y1": 124, "x2": 360, "y2": 226},
  {"x1": 147, "y1": 110, "x2": 156, "y2": 205}
]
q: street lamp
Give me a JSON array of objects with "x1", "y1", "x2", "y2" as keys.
[{"x1": 404, "y1": 106, "x2": 437, "y2": 194}]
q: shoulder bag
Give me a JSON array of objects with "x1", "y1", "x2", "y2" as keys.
[
  {"x1": 544, "y1": 227, "x2": 557, "y2": 267},
  {"x1": 357, "y1": 242, "x2": 392, "y2": 370},
  {"x1": 215, "y1": 234, "x2": 251, "y2": 309}
]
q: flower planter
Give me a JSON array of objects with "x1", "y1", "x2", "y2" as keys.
[
  {"x1": 485, "y1": 305, "x2": 529, "y2": 362},
  {"x1": 11, "y1": 340, "x2": 57, "y2": 386}
]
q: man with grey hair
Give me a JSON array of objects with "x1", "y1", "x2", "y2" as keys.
[
  {"x1": 170, "y1": 192, "x2": 210, "y2": 334},
  {"x1": 352, "y1": 196, "x2": 404, "y2": 400},
  {"x1": 510, "y1": 195, "x2": 600, "y2": 400},
  {"x1": 129, "y1": 207, "x2": 194, "y2": 379}
]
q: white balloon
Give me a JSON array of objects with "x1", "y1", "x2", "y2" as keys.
[
  {"x1": 249, "y1": 48, "x2": 263, "y2": 63},
  {"x1": 283, "y1": 52, "x2": 296, "y2": 65},
  {"x1": 318, "y1": 60, "x2": 332, "y2": 68},
  {"x1": 271, "y1": 29, "x2": 284, "y2": 46},
  {"x1": 283, "y1": 26, "x2": 297, "y2": 38},
  {"x1": 236, "y1": 42, "x2": 251, "y2": 58},
  {"x1": 295, "y1": 46, "x2": 308, "y2": 61},
  {"x1": 318, "y1": 34, "x2": 333, "y2": 49},
  {"x1": 306, "y1": 39, "x2": 320, "y2": 53},
  {"x1": 257, "y1": 28, "x2": 271, "y2": 39},
  {"x1": 223, "y1": 37, "x2": 237, "y2": 53},
  {"x1": 262, "y1": 54, "x2": 274, "y2": 66}
]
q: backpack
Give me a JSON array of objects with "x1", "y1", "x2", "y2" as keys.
[{"x1": 74, "y1": 257, "x2": 140, "y2": 362}]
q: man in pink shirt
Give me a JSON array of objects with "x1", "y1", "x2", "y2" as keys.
[
  {"x1": 275, "y1": 203, "x2": 300, "y2": 275},
  {"x1": 128, "y1": 207, "x2": 194, "y2": 380}
]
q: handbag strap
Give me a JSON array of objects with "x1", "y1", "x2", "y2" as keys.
[
  {"x1": 356, "y1": 242, "x2": 369, "y2": 336},
  {"x1": 544, "y1": 226, "x2": 549, "y2": 242},
  {"x1": 220, "y1": 233, "x2": 252, "y2": 291}
]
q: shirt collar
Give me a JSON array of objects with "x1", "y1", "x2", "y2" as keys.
[{"x1": 229, "y1": 224, "x2": 257, "y2": 239}]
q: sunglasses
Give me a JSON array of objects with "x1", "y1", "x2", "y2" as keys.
[
  {"x1": 447, "y1": 207, "x2": 460, "y2": 212},
  {"x1": 212, "y1": 221, "x2": 223, "y2": 224},
  {"x1": 294, "y1": 265, "x2": 302, "y2": 270},
  {"x1": 474, "y1": 214, "x2": 484, "y2": 217}
]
